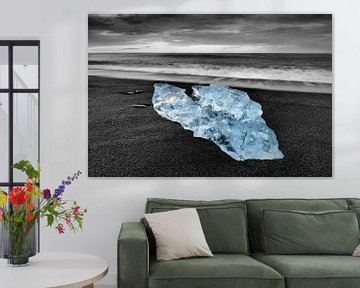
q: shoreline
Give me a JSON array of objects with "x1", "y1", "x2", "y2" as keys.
[{"x1": 88, "y1": 70, "x2": 332, "y2": 94}]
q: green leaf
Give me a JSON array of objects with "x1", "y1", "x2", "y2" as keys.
[
  {"x1": 12, "y1": 160, "x2": 40, "y2": 180},
  {"x1": 46, "y1": 205, "x2": 60, "y2": 217},
  {"x1": 75, "y1": 215, "x2": 83, "y2": 230},
  {"x1": 47, "y1": 214, "x2": 54, "y2": 227}
]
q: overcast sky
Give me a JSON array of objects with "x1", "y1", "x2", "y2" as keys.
[{"x1": 88, "y1": 14, "x2": 332, "y2": 54}]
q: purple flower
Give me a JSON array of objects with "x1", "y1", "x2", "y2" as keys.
[
  {"x1": 54, "y1": 189, "x2": 63, "y2": 198},
  {"x1": 54, "y1": 171, "x2": 82, "y2": 199},
  {"x1": 43, "y1": 189, "x2": 51, "y2": 200}
]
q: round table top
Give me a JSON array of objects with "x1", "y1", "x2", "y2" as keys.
[{"x1": 0, "y1": 252, "x2": 108, "y2": 288}]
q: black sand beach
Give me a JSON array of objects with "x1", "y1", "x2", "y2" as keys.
[{"x1": 88, "y1": 76, "x2": 332, "y2": 177}]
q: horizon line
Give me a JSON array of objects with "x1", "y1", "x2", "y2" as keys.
[{"x1": 88, "y1": 51, "x2": 332, "y2": 55}]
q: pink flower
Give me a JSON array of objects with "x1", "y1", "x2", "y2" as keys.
[
  {"x1": 65, "y1": 214, "x2": 71, "y2": 225},
  {"x1": 72, "y1": 205, "x2": 80, "y2": 215},
  {"x1": 0, "y1": 208, "x2": 3, "y2": 220},
  {"x1": 56, "y1": 223, "x2": 65, "y2": 234}
]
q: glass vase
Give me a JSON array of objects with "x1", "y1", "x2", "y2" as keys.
[{"x1": 0, "y1": 220, "x2": 37, "y2": 266}]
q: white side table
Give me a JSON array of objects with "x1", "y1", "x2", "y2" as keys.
[{"x1": 0, "y1": 252, "x2": 108, "y2": 288}]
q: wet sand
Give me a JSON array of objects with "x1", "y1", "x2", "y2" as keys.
[{"x1": 88, "y1": 76, "x2": 332, "y2": 177}]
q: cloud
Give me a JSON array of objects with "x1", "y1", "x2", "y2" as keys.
[{"x1": 88, "y1": 14, "x2": 332, "y2": 53}]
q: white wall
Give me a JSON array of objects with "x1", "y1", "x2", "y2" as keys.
[{"x1": 1, "y1": 0, "x2": 360, "y2": 285}]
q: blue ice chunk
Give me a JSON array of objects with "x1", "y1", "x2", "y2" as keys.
[{"x1": 152, "y1": 83, "x2": 284, "y2": 161}]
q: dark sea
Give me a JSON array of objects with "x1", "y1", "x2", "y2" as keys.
[{"x1": 88, "y1": 53, "x2": 332, "y2": 93}]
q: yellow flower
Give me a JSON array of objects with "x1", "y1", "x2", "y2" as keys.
[{"x1": 0, "y1": 190, "x2": 7, "y2": 206}]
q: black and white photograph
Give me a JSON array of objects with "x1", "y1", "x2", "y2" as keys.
[{"x1": 88, "y1": 14, "x2": 332, "y2": 177}]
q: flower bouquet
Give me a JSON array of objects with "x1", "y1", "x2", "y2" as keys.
[{"x1": 0, "y1": 160, "x2": 87, "y2": 266}]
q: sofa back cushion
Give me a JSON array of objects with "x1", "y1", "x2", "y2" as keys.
[
  {"x1": 261, "y1": 209, "x2": 359, "y2": 255},
  {"x1": 347, "y1": 199, "x2": 360, "y2": 228},
  {"x1": 246, "y1": 198, "x2": 349, "y2": 252},
  {"x1": 145, "y1": 198, "x2": 249, "y2": 254},
  {"x1": 348, "y1": 198, "x2": 360, "y2": 207}
]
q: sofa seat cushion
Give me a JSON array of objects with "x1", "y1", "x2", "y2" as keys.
[
  {"x1": 149, "y1": 254, "x2": 284, "y2": 288},
  {"x1": 252, "y1": 252, "x2": 360, "y2": 288}
]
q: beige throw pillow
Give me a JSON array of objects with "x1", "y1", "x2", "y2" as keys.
[
  {"x1": 145, "y1": 208, "x2": 213, "y2": 261},
  {"x1": 353, "y1": 244, "x2": 360, "y2": 256}
]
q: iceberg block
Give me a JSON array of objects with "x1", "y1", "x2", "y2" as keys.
[{"x1": 152, "y1": 83, "x2": 284, "y2": 161}]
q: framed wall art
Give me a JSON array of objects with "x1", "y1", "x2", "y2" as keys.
[{"x1": 88, "y1": 14, "x2": 332, "y2": 177}]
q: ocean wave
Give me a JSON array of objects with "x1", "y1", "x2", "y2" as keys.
[
  {"x1": 88, "y1": 67, "x2": 332, "y2": 94},
  {"x1": 89, "y1": 64, "x2": 332, "y2": 84}
]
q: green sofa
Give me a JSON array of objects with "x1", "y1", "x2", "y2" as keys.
[{"x1": 118, "y1": 198, "x2": 360, "y2": 288}]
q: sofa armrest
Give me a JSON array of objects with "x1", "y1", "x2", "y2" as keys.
[{"x1": 118, "y1": 222, "x2": 149, "y2": 288}]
